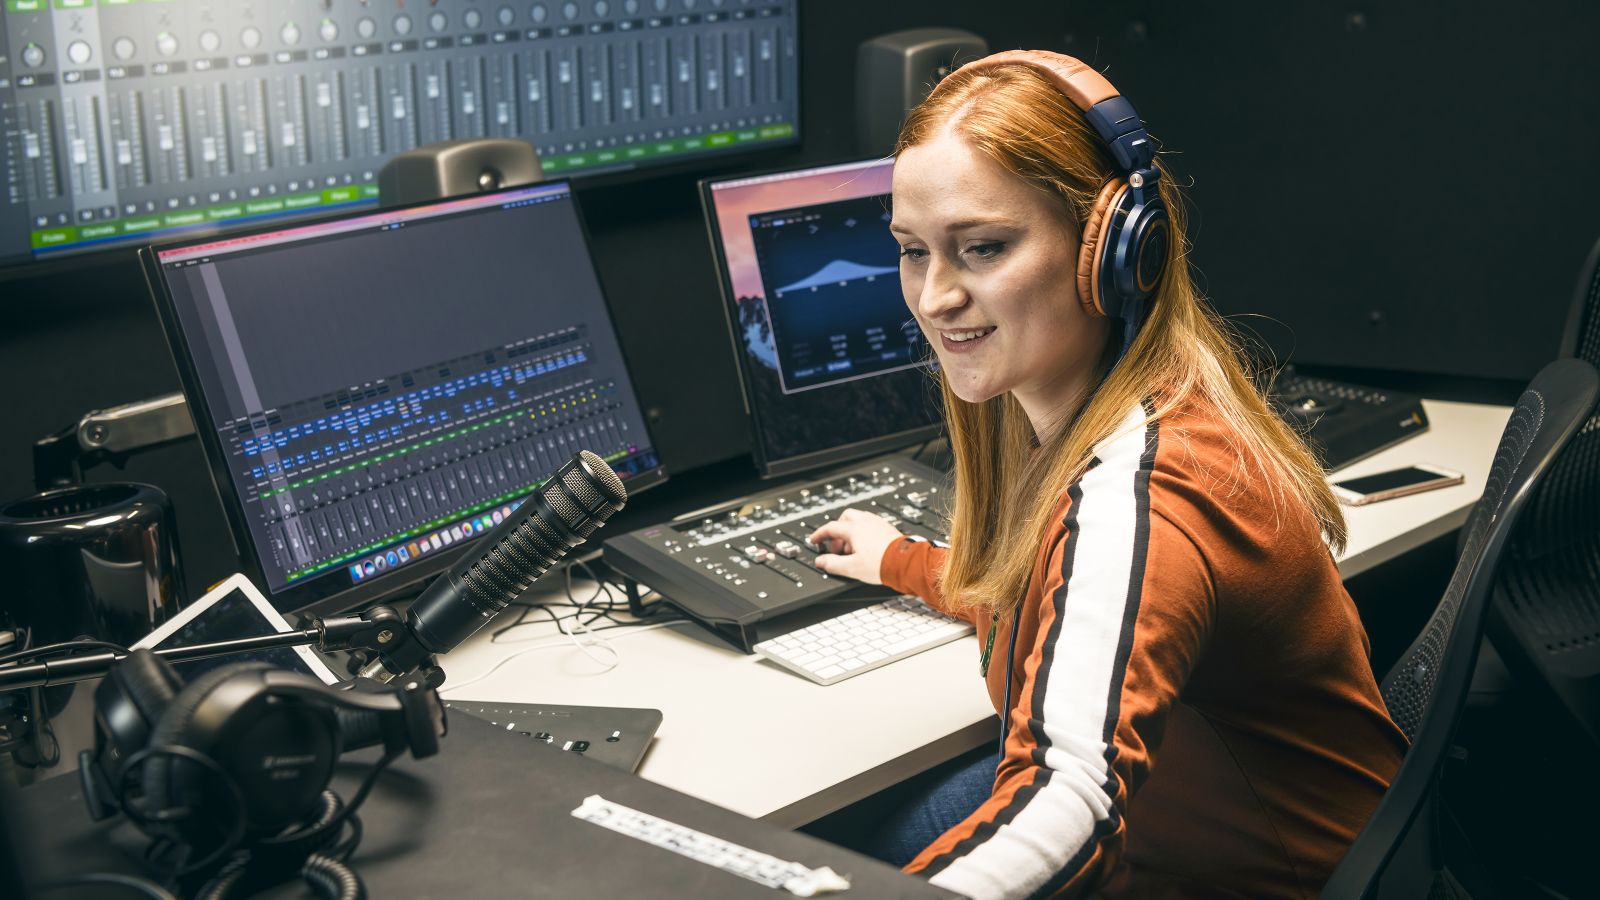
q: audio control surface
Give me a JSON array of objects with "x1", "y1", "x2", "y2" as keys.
[
  {"x1": 1268, "y1": 367, "x2": 1430, "y2": 471},
  {"x1": 443, "y1": 700, "x2": 661, "y2": 773},
  {"x1": 603, "y1": 455, "x2": 950, "y2": 652}
]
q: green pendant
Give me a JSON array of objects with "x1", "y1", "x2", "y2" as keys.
[{"x1": 978, "y1": 613, "x2": 999, "y2": 677}]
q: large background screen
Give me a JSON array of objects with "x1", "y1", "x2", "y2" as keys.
[{"x1": 0, "y1": 0, "x2": 799, "y2": 265}]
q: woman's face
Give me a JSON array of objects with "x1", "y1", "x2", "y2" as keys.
[{"x1": 892, "y1": 129, "x2": 1110, "y2": 433}]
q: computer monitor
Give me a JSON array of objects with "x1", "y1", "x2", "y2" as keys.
[
  {"x1": 1, "y1": 0, "x2": 801, "y2": 267},
  {"x1": 143, "y1": 180, "x2": 664, "y2": 617},
  {"x1": 701, "y1": 158, "x2": 941, "y2": 477}
]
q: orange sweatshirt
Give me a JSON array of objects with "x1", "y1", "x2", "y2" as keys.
[{"x1": 879, "y1": 400, "x2": 1407, "y2": 899}]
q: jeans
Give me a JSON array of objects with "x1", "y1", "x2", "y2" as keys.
[{"x1": 862, "y1": 744, "x2": 1000, "y2": 868}]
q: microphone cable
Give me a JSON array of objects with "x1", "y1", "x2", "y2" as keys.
[
  {"x1": 192, "y1": 748, "x2": 401, "y2": 900},
  {"x1": 0, "y1": 627, "x2": 101, "y2": 768}
]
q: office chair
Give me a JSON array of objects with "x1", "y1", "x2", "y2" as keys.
[
  {"x1": 1478, "y1": 235, "x2": 1600, "y2": 750},
  {"x1": 1321, "y1": 357, "x2": 1600, "y2": 900}
]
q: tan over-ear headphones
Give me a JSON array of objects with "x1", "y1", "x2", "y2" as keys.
[{"x1": 923, "y1": 50, "x2": 1170, "y2": 328}]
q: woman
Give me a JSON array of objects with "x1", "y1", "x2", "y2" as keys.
[{"x1": 808, "y1": 51, "x2": 1406, "y2": 899}]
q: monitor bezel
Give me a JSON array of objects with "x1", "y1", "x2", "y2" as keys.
[
  {"x1": 142, "y1": 179, "x2": 667, "y2": 618},
  {"x1": 698, "y1": 157, "x2": 943, "y2": 479}
]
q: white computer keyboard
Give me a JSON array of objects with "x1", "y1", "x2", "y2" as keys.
[{"x1": 752, "y1": 595, "x2": 975, "y2": 685}]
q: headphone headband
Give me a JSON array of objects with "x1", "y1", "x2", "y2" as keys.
[
  {"x1": 924, "y1": 49, "x2": 1157, "y2": 178},
  {"x1": 936, "y1": 49, "x2": 1118, "y2": 112}
]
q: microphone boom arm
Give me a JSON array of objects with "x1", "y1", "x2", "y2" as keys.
[{"x1": 0, "y1": 604, "x2": 442, "y2": 692}]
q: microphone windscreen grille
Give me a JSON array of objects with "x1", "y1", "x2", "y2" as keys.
[
  {"x1": 466, "y1": 549, "x2": 523, "y2": 608},
  {"x1": 574, "y1": 450, "x2": 627, "y2": 506},
  {"x1": 544, "y1": 480, "x2": 584, "y2": 526},
  {"x1": 524, "y1": 509, "x2": 574, "y2": 557}
]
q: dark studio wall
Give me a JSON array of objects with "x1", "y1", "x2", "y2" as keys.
[
  {"x1": 1, "y1": 0, "x2": 1593, "y2": 597},
  {"x1": 1058, "y1": 0, "x2": 1600, "y2": 382}
]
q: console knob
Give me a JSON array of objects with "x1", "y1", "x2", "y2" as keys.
[
  {"x1": 319, "y1": 18, "x2": 339, "y2": 42},
  {"x1": 429, "y1": 11, "x2": 448, "y2": 31},
  {"x1": 358, "y1": 16, "x2": 378, "y2": 38},
  {"x1": 67, "y1": 40, "x2": 92, "y2": 65},
  {"x1": 240, "y1": 26, "x2": 262, "y2": 50},
  {"x1": 112, "y1": 36, "x2": 136, "y2": 61},
  {"x1": 155, "y1": 32, "x2": 178, "y2": 56},
  {"x1": 20, "y1": 42, "x2": 45, "y2": 68},
  {"x1": 465, "y1": 9, "x2": 482, "y2": 29},
  {"x1": 281, "y1": 22, "x2": 302, "y2": 45},
  {"x1": 498, "y1": 5, "x2": 515, "y2": 26},
  {"x1": 531, "y1": 4, "x2": 548, "y2": 24},
  {"x1": 198, "y1": 29, "x2": 220, "y2": 53}
]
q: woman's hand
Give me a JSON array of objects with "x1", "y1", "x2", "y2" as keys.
[{"x1": 808, "y1": 508, "x2": 905, "y2": 585}]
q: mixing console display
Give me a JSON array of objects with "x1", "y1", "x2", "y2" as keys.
[
  {"x1": 149, "y1": 180, "x2": 662, "y2": 612},
  {"x1": 1, "y1": 0, "x2": 799, "y2": 264},
  {"x1": 246, "y1": 327, "x2": 645, "y2": 587}
]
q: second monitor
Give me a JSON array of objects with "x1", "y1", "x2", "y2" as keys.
[
  {"x1": 145, "y1": 181, "x2": 665, "y2": 619},
  {"x1": 701, "y1": 158, "x2": 942, "y2": 477}
]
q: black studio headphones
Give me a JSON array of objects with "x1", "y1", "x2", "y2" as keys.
[{"x1": 80, "y1": 649, "x2": 444, "y2": 858}]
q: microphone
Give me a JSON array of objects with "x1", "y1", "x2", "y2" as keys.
[{"x1": 404, "y1": 449, "x2": 628, "y2": 658}]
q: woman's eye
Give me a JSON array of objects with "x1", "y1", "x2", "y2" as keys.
[
  {"x1": 898, "y1": 246, "x2": 927, "y2": 261},
  {"x1": 965, "y1": 241, "x2": 1005, "y2": 259}
]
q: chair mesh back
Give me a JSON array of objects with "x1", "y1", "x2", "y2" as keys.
[
  {"x1": 1380, "y1": 392, "x2": 1546, "y2": 741},
  {"x1": 1574, "y1": 238, "x2": 1600, "y2": 365},
  {"x1": 1495, "y1": 415, "x2": 1600, "y2": 678},
  {"x1": 1323, "y1": 361, "x2": 1596, "y2": 900},
  {"x1": 1491, "y1": 237, "x2": 1600, "y2": 690}
]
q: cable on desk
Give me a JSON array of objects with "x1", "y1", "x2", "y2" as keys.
[
  {"x1": 548, "y1": 564, "x2": 620, "y2": 672},
  {"x1": 0, "y1": 627, "x2": 85, "y2": 768},
  {"x1": 439, "y1": 619, "x2": 694, "y2": 695},
  {"x1": 436, "y1": 558, "x2": 693, "y2": 693},
  {"x1": 491, "y1": 559, "x2": 685, "y2": 644}
]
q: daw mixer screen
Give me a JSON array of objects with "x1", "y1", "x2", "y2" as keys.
[
  {"x1": 1, "y1": 0, "x2": 799, "y2": 264},
  {"x1": 148, "y1": 181, "x2": 663, "y2": 614}
]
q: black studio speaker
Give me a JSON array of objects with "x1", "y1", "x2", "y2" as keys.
[
  {"x1": 377, "y1": 138, "x2": 545, "y2": 207},
  {"x1": 855, "y1": 28, "x2": 990, "y2": 157}
]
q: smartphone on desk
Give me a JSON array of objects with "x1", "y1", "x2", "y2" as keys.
[{"x1": 1331, "y1": 464, "x2": 1465, "y2": 506}]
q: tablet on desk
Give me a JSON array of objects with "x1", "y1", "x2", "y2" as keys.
[{"x1": 133, "y1": 573, "x2": 341, "y2": 685}]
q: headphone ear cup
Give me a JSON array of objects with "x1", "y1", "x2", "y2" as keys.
[
  {"x1": 112, "y1": 649, "x2": 183, "y2": 719},
  {"x1": 1110, "y1": 196, "x2": 1170, "y2": 310},
  {"x1": 1076, "y1": 180, "x2": 1127, "y2": 319},
  {"x1": 103, "y1": 649, "x2": 183, "y2": 750},
  {"x1": 141, "y1": 662, "x2": 272, "y2": 843},
  {"x1": 81, "y1": 650, "x2": 185, "y2": 821}
]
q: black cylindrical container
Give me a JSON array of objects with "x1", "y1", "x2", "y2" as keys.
[{"x1": 0, "y1": 483, "x2": 185, "y2": 650}]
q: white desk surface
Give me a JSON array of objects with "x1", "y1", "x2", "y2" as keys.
[
  {"x1": 1331, "y1": 399, "x2": 1512, "y2": 578},
  {"x1": 438, "y1": 397, "x2": 1511, "y2": 827}
]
